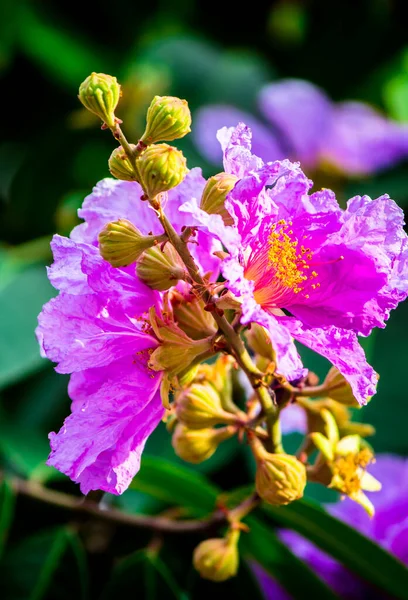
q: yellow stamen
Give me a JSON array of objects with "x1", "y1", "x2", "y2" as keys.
[{"x1": 332, "y1": 449, "x2": 374, "y2": 495}]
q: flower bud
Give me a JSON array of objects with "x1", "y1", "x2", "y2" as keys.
[
  {"x1": 148, "y1": 308, "x2": 215, "y2": 378},
  {"x1": 193, "y1": 530, "x2": 240, "y2": 582},
  {"x1": 78, "y1": 72, "x2": 121, "y2": 128},
  {"x1": 245, "y1": 323, "x2": 276, "y2": 362},
  {"x1": 140, "y1": 96, "x2": 192, "y2": 145},
  {"x1": 136, "y1": 244, "x2": 185, "y2": 291},
  {"x1": 200, "y1": 172, "x2": 238, "y2": 225},
  {"x1": 170, "y1": 289, "x2": 217, "y2": 340},
  {"x1": 176, "y1": 383, "x2": 238, "y2": 429},
  {"x1": 108, "y1": 146, "x2": 138, "y2": 181},
  {"x1": 252, "y1": 439, "x2": 306, "y2": 505},
  {"x1": 98, "y1": 219, "x2": 165, "y2": 267},
  {"x1": 136, "y1": 144, "x2": 187, "y2": 199},
  {"x1": 172, "y1": 424, "x2": 235, "y2": 464},
  {"x1": 323, "y1": 366, "x2": 374, "y2": 406}
]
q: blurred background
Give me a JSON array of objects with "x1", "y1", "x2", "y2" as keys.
[{"x1": 1, "y1": 0, "x2": 408, "y2": 597}]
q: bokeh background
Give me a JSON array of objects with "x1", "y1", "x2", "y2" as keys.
[{"x1": 1, "y1": 1, "x2": 408, "y2": 598}]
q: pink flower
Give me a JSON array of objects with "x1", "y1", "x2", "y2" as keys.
[{"x1": 181, "y1": 124, "x2": 408, "y2": 404}]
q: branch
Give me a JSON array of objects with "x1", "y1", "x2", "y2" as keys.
[{"x1": 8, "y1": 475, "x2": 226, "y2": 534}]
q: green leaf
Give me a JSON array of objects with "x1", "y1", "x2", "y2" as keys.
[
  {"x1": 0, "y1": 265, "x2": 54, "y2": 390},
  {"x1": 16, "y1": 5, "x2": 111, "y2": 89},
  {"x1": 263, "y1": 499, "x2": 408, "y2": 600},
  {"x1": 0, "y1": 527, "x2": 88, "y2": 600},
  {"x1": 100, "y1": 549, "x2": 186, "y2": 600},
  {"x1": 130, "y1": 457, "x2": 218, "y2": 516},
  {"x1": 242, "y1": 516, "x2": 338, "y2": 600},
  {"x1": 0, "y1": 415, "x2": 62, "y2": 482},
  {"x1": 0, "y1": 478, "x2": 15, "y2": 559}
]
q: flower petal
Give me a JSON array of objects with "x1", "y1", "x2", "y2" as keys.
[{"x1": 48, "y1": 357, "x2": 163, "y2": 495}]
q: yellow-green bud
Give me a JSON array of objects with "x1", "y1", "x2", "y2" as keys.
[
  {"x1": 323, "y1": 366, "x2": 374, "y2": 406},
  {"x1": 141, "y1": 96, "x2": 192, "y2": 145},
  {"x1": 253, "y1": 439, "x2": 306, "y2": 505},
  {"x1": 172, "y1": 424, "x2": 235, "y2": 464},
  {"x1": 200, "y1": 172, "x2": 238, "y2": 225},
  {"x1": 78, "y1": 72, "x2": 121, "y2": 128},
  {"x1": 136, "y1": 144, "x2": 187, "y2": 199},
  {"x1": 98, "y1": 219, "x2": 165, "y2": 267},
  {"x1": 245, "y1": 323, "x2": 276, "y2": 362},
  {"x1": 193, "y1": 530, "x2": 240, "y2": 582},
  {"x1": 108, "y1": 146, "x2": 138, "y2": 181},
  {"x1": 170, "y1": 289, "x2": 217, "y2": 340},
  {"x1": 148, "y1": 308, "x2": 215, "y2": 378},
  {"x1": 176, "y1": 383, "x2": 238, "y2": 429},
  {"x1": 136, "y1": 244, "x2": 185, "y2": 291}
]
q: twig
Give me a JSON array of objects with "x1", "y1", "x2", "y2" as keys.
[{"x1": 8, "y1": 475, "x2": 226, "y2": 534}]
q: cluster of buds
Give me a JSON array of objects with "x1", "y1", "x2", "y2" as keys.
[{"x1": 77, "y1": 74, "x2": 382, "y2": 583}]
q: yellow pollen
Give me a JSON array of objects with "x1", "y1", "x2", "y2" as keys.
[
  {"x1": 267, "y1": 220, "x2": 314, "y2": 294},
  {"x1": 333, "y1": 449, "x2": 374, "y2": 496}
]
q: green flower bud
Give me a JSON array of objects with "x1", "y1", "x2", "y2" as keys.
[
  {"x1": 78, "y1": 72, "x2": 121, "y2": 128},
  {"x1": 136, "y1": 143, "x2": 187, "y2": 199},
  {"x1": 136, "y1": 244, "x2": 185, "y2": 291},
  {"x1": 193, "y1": 530, "x2": 240, "y2": 582},
  {"x1": 108, "y1": 146, "x2": 138, "y2": 181},
  {"x1": 176, "y1": 383, "x2": 238, "y2": 429},
  {"x1": 323, "y1": 366, "x2": 376, "y2": 406},
  {"x1": 200, "y1": 172, "x2": 238, "y2": 225},
  {"x1": 245, "y1": 323, "x2": 276, "y2": 362},
  {"x1": 98, "y1": 219, "x2": 166, "y2": 267},
  {"x1": 148, "y1": 308, "x2": 215, "y2": 378},
  {"x1": 170, "y1": 289, "x2": 217, "y2": 340},
  {"x1": 141, "y1": 96, "x2": 192, "y2": 145},
  {"x1": 252, "y1": 439, "x2": 306, "y2": 505},
  {"x1": 172, "y1": 424, "x2": 235, "y2": 464}
]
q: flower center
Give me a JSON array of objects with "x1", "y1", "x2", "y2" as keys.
[
  {"x1": 245, "y1": 219, "x2": 318, "y2": 309},
  {"x1": 332, "y1": 448, "x2": 374, "y2": 496}
]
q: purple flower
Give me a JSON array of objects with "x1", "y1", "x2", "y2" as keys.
[
  {"x1": 37, "y1": 170, "x2": 219, "y2": 494},
  {"x1": 254, "y1": 454, "x2": 408, "y2": 599},
  {"x1": 181, "y1": 124, "x2": 408, "y2": 404},
  {"x1": 194, "y1": 79, "x2": 408, "y2": 176}
]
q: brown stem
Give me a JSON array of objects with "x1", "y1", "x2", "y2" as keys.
[{"x1": 8, "y1": 476, "x2": 225, "y2": 534}]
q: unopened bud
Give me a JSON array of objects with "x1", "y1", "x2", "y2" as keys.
[
  {"x1": 98, "y1": 219, "x2": 165, "y2": 267},
  {"x1": 172, "y1": 424, "x2": 235, "y2": 464},
  {"x1": 148, "y1": 308, "x2": 215, "y2": 377},
  {"x1": 141, "y1": 96, "x2": 192, "y2": 145},
  {"x1": 200, "y1": 172, "x2": 238, "y2": 226},
  {"x1": 78, "y1": 72, "x2": 121, "y2": 128},
  {"x1": 136, "y1": 144, "x2": 187, "y2": 199},
  {"x1": 323, "y1": 367, "x2": 374, "y2": 406},
  {"x1": 252, "y1": 439, "x2": 306, "y2": 505},
  {"x1": 108, "y1": 146, "x2": 138, "y2": 181},
  {"x1": 176, "y1": 383, "x2": 238, "y2": 429},
  {"x1": 136, "y1": 244, "x2": 185, "y2": 290},
  {"x1": 170, "y1": 289, "x2": 217, "y2": 340},
  {"x1": 245, "y1": 323, "x2": 276, "y2": 362},
  {"x1": 193, "y1": 530, "x2": 240, "y2": 582}
]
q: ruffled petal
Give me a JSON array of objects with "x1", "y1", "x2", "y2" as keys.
[
  {"x1": 47, "y1": 235, "x2": 98, "y2": 294},
  {"x1": 282, "y1": 318, "x2": 378, "y2": 405},
  {"x1": 37, "y1": 293, "x2": 158, "y2": 373},
  {"x1": 47, "y1": 357, "x2": 163, "y2": 495}
]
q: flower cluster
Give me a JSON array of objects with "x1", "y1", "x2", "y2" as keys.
[{"x1": 36, "y1": 73, "x2": 408, "y2": 582}]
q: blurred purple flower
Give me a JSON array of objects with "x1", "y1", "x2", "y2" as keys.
[
  {"x1": 36, "y1": 170, "x2": 220, "y2": 495},
  {"x1": 253, "y1": 454, "x2": 408, "y2": 599},
  {"x1": 194, "y1": 79, "x2": 408, "y2": 176},
  {"x1": 181, "y1": 124, "x2": 408, "y2": 404}
]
